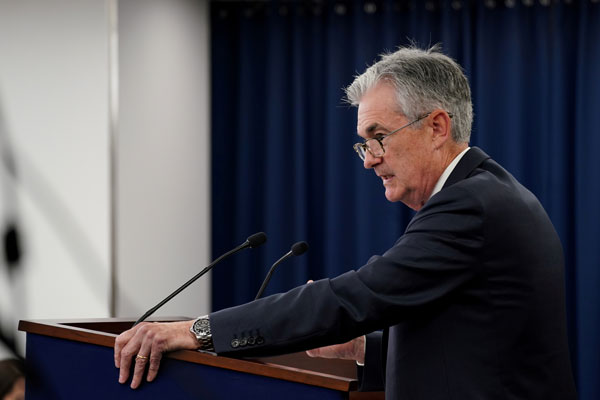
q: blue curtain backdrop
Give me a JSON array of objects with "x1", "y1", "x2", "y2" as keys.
[{"x1": 210, "y1": 1, "x2": 600, "y2": 398}]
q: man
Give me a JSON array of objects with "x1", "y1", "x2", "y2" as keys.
[{"x1": 115, "y1": 46, "x2": 576, "y2": 399}]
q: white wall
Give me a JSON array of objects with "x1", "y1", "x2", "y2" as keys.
[
  {"x1": 0, "y1": 0, "x2": 211, "y2": 357},
  {"x1": 116, "y1": 0, "x2": 211, "y2": 319},
  {"x1": 0, "y1": 0, "x2": 111, "y2": 355}
]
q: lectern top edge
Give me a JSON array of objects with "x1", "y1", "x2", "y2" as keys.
[{"x1": 19, "y1": 318, "x2": 358, "y2": 393}]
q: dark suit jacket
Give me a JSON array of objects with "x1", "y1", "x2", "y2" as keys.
[{"x1": 210, "y1": 147, "x2": 577, "y2": 399}]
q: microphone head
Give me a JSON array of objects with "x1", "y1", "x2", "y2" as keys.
[
  {"x1": 291, "y1": 241, "x2": 309, "y2": 256},
  {"x1": 247, "y1": 232, "x2": 267, "y2": 248}
]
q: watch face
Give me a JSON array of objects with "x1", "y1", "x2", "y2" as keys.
[{"x1": 193, "y1": 318, "x2": 209, "y2": 335}]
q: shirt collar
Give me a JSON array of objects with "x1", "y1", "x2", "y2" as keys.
[{"x1": 429, "y1": 147, "x2": 471, "y2": 200}]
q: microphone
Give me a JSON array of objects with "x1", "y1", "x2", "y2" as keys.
[
  {"x1": 133, "y1": 232, "x2": 267, "y2": 326},
  {"x1": 255, "y1": 241, "x2": 308, "y2": 300}
]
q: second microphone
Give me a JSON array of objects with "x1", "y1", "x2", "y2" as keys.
[{"x1": 255, "y1": 241, "x2": 309, "y2": 300}]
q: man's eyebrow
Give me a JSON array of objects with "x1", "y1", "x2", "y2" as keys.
[{"x1": 361, "y1": 123, "x2": 384, "y2": 137}]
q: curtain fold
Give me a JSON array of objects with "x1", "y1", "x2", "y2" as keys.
[{"x1": 210, "y1": 1, "x2": 600, "y2": 398}]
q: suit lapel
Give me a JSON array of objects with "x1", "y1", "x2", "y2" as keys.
[{"x1": 442, "y1": 146, "x2": 490, "y2": 189}]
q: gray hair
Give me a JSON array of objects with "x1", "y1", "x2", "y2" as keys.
[{"x1": 345, "y1": 45, "x2": 473, "y2": 143}]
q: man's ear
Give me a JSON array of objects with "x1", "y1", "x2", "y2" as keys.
[{"x1": 429, "y1": 110, "x2": 452, "y2": 149}]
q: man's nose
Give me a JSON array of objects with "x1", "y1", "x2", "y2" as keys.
[{"x1": 363, "y1": 151, "x2": 382, "y2": 169}]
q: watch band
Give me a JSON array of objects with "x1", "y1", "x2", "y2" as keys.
[{"x1": 190, "y1": 315, "x2": 214, "y2": 351}]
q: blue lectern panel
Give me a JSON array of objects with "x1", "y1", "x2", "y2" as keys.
[{"x1": 25, "y1": 334, "x2": 347, "y2": 400}]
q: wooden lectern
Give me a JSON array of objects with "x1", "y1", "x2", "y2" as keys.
[{"x1": 19, "y1": 318, "x2": 383, "y2": 399}]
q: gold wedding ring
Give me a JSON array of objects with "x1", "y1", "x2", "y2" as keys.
[{"x1": 135, "y1": 354, "x2": 148, "y2": 361}]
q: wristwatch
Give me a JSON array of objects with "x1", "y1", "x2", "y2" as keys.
[{"x1": 190, "y1": 315, "x2": 214, "y2": 351}]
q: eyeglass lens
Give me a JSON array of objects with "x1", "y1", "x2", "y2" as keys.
[{"x1": 355, "y1": 139, "x2": 384, "y2": 161}]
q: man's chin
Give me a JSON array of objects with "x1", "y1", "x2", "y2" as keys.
[
  {"x1": 385, "y1": 188, "x2": 418, "y2": 209},
  {"x1": 384, "y1": 188, "x2": 401, "y2": 203}
]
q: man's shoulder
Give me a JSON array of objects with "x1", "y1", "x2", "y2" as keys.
[
  {"x1": 436, "y1": 155, "x2": 530, "y2": 208},
  {"x1": 416, "y1": 157, "x2": 541, "y2": 233}
]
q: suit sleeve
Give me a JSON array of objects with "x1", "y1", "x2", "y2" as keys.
[
  {"x1": 358, "y1": 331, "x2": 385, "y2": 391},
  {"x1": 209, "y1": 184, "x2": 485, "y2": 358}
]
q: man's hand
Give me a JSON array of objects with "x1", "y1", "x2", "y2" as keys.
[
  {"x1": 304, "y1": 280, "x2": 366, "y2": 364},
  {"x1": 114, "y1": 320, "x2": 199, "y2": 389},
  {"x1": 306, "y1": 335, "x2": 366, "y2": 364}
]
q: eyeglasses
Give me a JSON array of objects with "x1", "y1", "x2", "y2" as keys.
[{"x1": 352, "y1": 112, "x2": 453, "y2": 161}]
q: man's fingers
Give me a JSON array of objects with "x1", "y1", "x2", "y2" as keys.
[
  {"x1": 306, "y1": 336, "x2": 366, "y2": 361},
  {"x1": 306, "y1": 348, "x2": 319, "y2": 357},
  {"x1": 115, "y1": 320, "x2": 197, "y2": 388},
  {"x1": 130, "y1": 354, "x2": 149, "y2": 389},
  {"x1": 117, "y1": 323, "x2": 148, "y2": 384},
  {"x1": 146, "y1": 335, "x2": 168, "y2": 382},
  {"x1": 114, "y1": 340, "x2": 121, "y2": 368},
  {"x1": 129, "y1": 335, "x2": 153, "y2": 389},
  {"x1": 114, "y1": 325, "x2": 138, "y2": 368},
  {"x1": 146, "y1": 352, "x2": 163, "y2": 382},
  {"x1": 118, "y1": 347, "x2": 136, "y2": 384}
]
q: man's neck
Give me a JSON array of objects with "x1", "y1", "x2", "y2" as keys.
[{"x1": 429, "y1": 145, "x2": 470, "y2": 200}]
